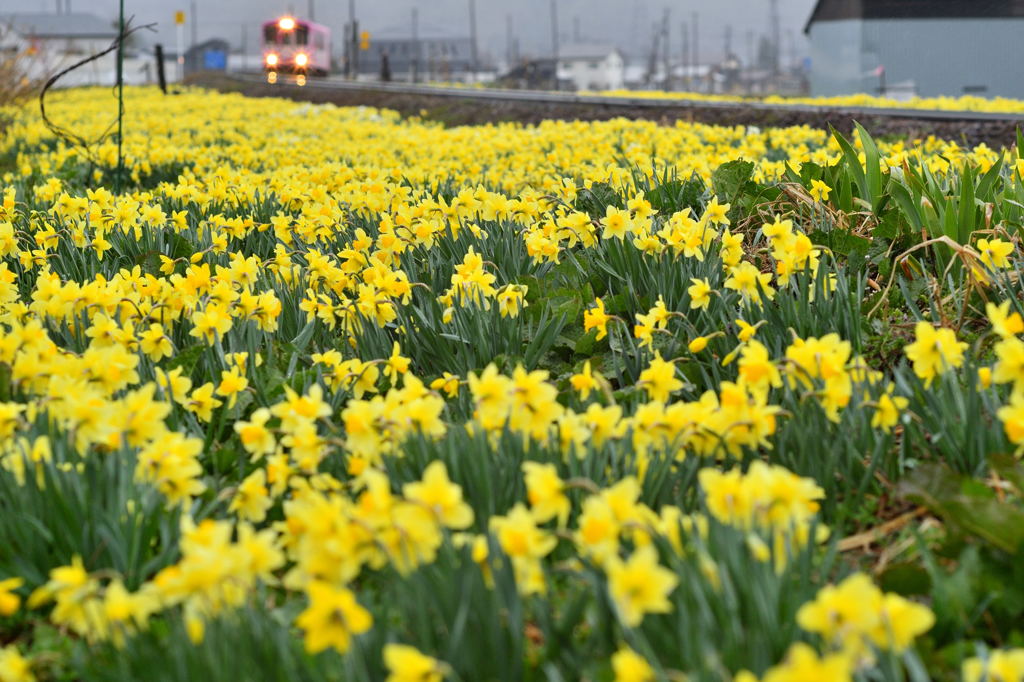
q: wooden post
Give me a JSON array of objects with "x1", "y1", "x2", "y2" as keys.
[{"x1": 155, "y1": 43, "x2": 168, "y2": 93}]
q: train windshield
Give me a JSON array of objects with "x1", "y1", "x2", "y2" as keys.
[{"x1": 263, "y1": 23, "x2": 309, "y2": 46}]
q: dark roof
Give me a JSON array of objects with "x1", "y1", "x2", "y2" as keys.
[
  {"x1": 804, "y1": 0, "x2": 1024, "y2": 33},
  {"x1": 1, "y1": 13, "x2": 118, "y2": 39},
  {"x1": 497, "y1": 59, "x2": 555, "y2": 82},
  {"x1": 185, "y1": 38, "x2": 230, "y2": 55},
  {"x1": 558, "y1": 44, "x2": 621, "y2": 60}
]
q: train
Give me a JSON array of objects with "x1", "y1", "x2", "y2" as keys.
[{"x1": 261, "y1": 16, "x2": 331, "y2": 77}]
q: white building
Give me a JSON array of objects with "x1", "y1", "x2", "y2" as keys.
[
  {"x1": 556, "y1": 44, "x2": 625, "y2": 91},
  {"x1": 0, "y1": 13, "x2": 162, "y2": 87}
]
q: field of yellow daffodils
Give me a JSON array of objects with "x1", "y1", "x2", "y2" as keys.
[{"x1": 1, "y1": 87, "x2": 1024, "y2": 681}]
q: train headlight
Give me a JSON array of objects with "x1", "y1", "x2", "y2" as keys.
[
  {"x1": 295, "y1": 53, "x2": 308, "y2": 67},
  {"x1": 278, "y1": 17, "x2": 295, "y2": 31},
  {"x1": 265, "y1": 53, "x2": 278, "y2": 66}
]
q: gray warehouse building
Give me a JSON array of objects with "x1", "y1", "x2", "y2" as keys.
[
  {"x1": 805, "y1": 0, "x2": 1024, "y2": 97},
  {"x1": 357, "y1": 37, "x2": 474, "y2": 81}
]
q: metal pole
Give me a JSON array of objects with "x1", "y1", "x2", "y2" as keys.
[
  {"x1": 692, "y1": 12, "x2": 698, "y2": 89},
  {"x1": 411, "y1": 7, "x2": 419, "y2": 83},
  {"x1": 770, "y1": 0, "x2": 781, "y2": 76},
  {"x1": 348, "y1": 0, "x2": 356, "y2": 80},
  {"x1": 116, "y1": 0, "x2": 125, "y2": 193},
  {"x1": 785, "y1": 28, "x2": 795, "y2": 73},
  {"x1": 468, "y1": 0, "x2": 478, "y2": 82},
  {"x1": 308, "y1": 0, "x2": 314, "y2": 22},
  {"x1": 505, "y1": 13, "x2": 513, "y2": 67},
  {"x1": 352, "y1": 20, "x2": 359, "y2": 79},
  {"x1": 550, "y1": 0, "x2": 559, "y2": 89},
  {"x1": 681, "y1": 21, "x2": 688, "y2": 86},
  {"x1": 176, "y1": 17, "x2": 184, "y2": 80},
  {"x1": 662, "y1": 8, "x2": 670, "y2": 90},
  {"x1": 343, "y1": 21, "x2": 350, "y2": 78},
  {"x1": 190, "y1": 0, "x2": 197, "y2": 47}
]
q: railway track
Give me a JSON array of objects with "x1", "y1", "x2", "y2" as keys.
[{"x1": 197, "y1": 73, "x2": 1024, "y2": 145}]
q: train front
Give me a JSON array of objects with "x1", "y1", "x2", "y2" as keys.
[{"x1": 262, "y1": 16, "x2": 328, "y2": 78}]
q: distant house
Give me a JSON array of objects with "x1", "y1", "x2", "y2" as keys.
[
  {"x1": 804, "y1": 0, "x2": 1024, "y2": 97},
  {"x1": 556, "y1": 44, "x2": 625, "y2": 91},
  {"x1": 0, "y1": 13, "x2": 119, "y2": 86}
]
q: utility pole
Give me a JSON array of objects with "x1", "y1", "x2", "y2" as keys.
[
  {"x1": 176, "y1": 10, "x2": 184, "y2": 80},
  {"x1": 629, "y1": 0, "x2": 640, "y2": 60},
  {"x1": 190, "y1": 0, "x2": 197, "y2": 47},
  {"x1": 770, "y1": 0, "x2": 781, "y2": 76},
  {"x1": 307, "y1": 0, "x2": 314, "y2": 21},
  {"x1": 411, "y1": 7, "x2": 419, "y2": 83},
  {"x1": 346, "y1": 0, "x2": 356, "y2": 79},
  {"x1": 724, "y1": 24, "x2": 732, "y2": 60},
  {"x1": 351, "y1": 19, "x2": 359, "y2": 79},
  {"x1": 661, "y1": 8, "x2": 670, "y2": 90},
  {"x1": 692, "y1": 12, "x2": 699, "y2": 88},
  {"x1": 573, "y1": 16, "x2": 580, "y2": 43},
  {"x1": 681, "y1": 21, "x2": 688, "y2": 86},
  {"x1": 468, "y1": 0, "x2": 479, "y2": 82},
  {"x1": 506, "y1": 14, "x2": 513, "y2": 67},
  {"x1": 550, "y1": 0, "x2": 559, "y2": 89},
  {"x1": 785, "y1": 28, "x2": 796, "y2": 73},
  {"x1": 645, "y1": 21, "x2": 659, "y2": 87}
]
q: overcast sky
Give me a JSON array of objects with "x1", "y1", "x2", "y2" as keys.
[{"x1": 1, "y1": 0, "x2": 818, "y2": 65}]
